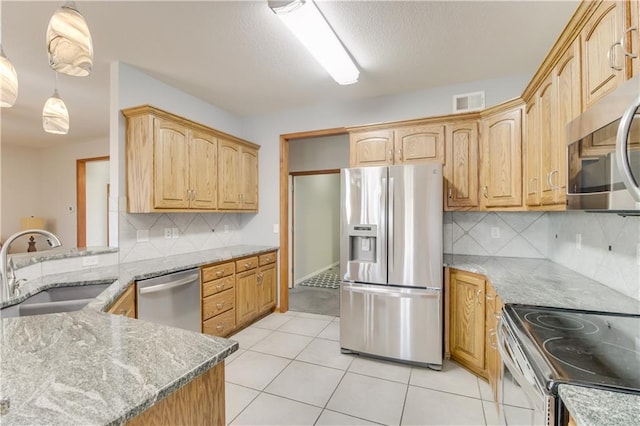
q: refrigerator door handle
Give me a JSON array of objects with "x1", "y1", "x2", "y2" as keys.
[{"x1": 388, "y1": 176, "x2": 395, "y2": 273}]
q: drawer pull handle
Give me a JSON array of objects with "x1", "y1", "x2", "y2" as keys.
[
  {"x1": 118, "y1": 309, "x2": 127, "y2": 315},
  {"x1": 216, "y1": 302, "x2": 225, "y2": 309},
  {"x1": 216, "y1": 325, "x2": 224, "y2": 331},
  {"x1": 216, "y1": 270, "x2": 224, "y2": 277},
  {"x1": 216, "y1": 284, "x2": 224, "y2": 290},
  {"x1": 265, "y1": 257, "x2": 271, "y2": 262},
  {"x1": 244, "y1": 263, "x2": 252, "y2": 268}
]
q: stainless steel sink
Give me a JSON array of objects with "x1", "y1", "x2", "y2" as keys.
[{"x1": 1, "y1": 283, "x2": 110, "y2": 318}]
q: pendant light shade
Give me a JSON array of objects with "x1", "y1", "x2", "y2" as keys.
[
  {"x1": 43, "y1": 88, "x2": 69, "y2": 134},
  {"x1": 46, "y1": 1, "x2": 93, "y2": 77},
  {"x1": 0, "y1": 45, "x2": 18, "y2": 107}
]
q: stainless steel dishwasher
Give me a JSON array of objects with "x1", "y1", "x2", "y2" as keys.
[{"x1": 136, "y1": 268, "x2": 201, "y2": 332}]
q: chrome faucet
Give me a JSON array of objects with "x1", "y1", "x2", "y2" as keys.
[{"x1": 1, "y1": 229, "x2": 62, "y2": 300}]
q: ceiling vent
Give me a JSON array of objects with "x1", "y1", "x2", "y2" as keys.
[{"x1": 453, "y1": 91, "x2": 485, "y2": 113}]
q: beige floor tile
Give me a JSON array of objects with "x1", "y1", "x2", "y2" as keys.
[
  {"x1": 265, "y1": 360, "x2": 345, "y2": 407},
  {"x1": 348, "y1": 357, "x2": 412, "y2": 384},
  {"x1": 316, "y1": 409, "x2": 382, "y2": 425},
  {"x1": 278, "y1": 316, "x2": 333, "y2": 337},
  {"x1": 225, "y1": 382, "x2": 259, "y2": 424},
  {"x1": 230, "y1": 393, "x2": 321, "y2": 426},
  {"x1": 296, "y1": 338, "x2": 354, "y2": 370},
  {"x1": 296, "y1": 312, "x2": 337, "y2": 321},
  {"x1": 409, "y1": 360, "x2": 481, "y2": 399},
  {"x1": 225, "y1": 350, "x2": 290, "y2": 390},
  {"x1": 251, "y1": 313, "x2": 293, "y2": 330},
  {"x1": 250, "y1": 330, "x2": 314, "y2": 359},
  {"x1": 225, "y1": 348, "x2": 246, "y2": 365},
  {"x1": 478, "y1": 377, "x2": 495, "y2": 401},
  {"x1": 401, "y1": 385, "x2": 485, "y2": 425},
  {"x1": 317, "y1": 321, "x2": 340, "y2": 341},
  {"x1": 230, "y1": 327, "x2": 272, "y2": 349},
  {"x1": 326, "y1": 372, "x2": 407, "y2": 425}
]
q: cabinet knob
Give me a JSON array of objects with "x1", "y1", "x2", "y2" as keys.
[
  {"x1": 482, "y1": 186, "x2": 489, "y2": 199},
  {"x1": 216, "y1": 302, "x2": 225, "y2": 309},
  {"x1": 448, "y1": 188, "x2": 453, "y2": 199},
  {"x1": 216, "y1": 270, "x2": 224, "y2": 277},
  {"x1": 265, "y1": 257, "x2": 271, "y2": 262},
  {"x1": 476, "y1": 289, "x2": 483, "y2": 304},
  {"x1": 244, "y1": 262, "x2": 251, "y2": 268},
  {"x1": 216, "y1": 324, "x2": 224, "y2": 331},
  {"x1": 216, "y1": 284, "x2": 224, "y2": 290}
]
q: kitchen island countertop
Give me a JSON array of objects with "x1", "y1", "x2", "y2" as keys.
[
  {"x1": 0, "y1": 244, "x2": 278, "y2": 425},
  {"x1": 558, "y1": 384, "x2": 640, "y2": 426}
]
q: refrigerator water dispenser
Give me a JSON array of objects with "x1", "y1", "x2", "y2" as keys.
[{"x1": 348, "y1": 225, "x2": 377, "y2": 263}]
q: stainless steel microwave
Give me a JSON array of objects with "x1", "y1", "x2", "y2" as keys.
[{"x1": 567, "y1": 75, "x2": 640, "y2": 214}]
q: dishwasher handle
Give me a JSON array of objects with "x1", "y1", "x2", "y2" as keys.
[{"x1": 138, "y1": 273, "x2": 199, "y2": 295}]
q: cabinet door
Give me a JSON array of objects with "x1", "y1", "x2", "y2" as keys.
[
  {"x1": 257, "y1": 262, "x2": 277, "y2": 314},
  {"x1": 582, "y1": 1, "x2": 626, "y2": 108},
  {"x1": 106, "y1": 284, "x2": 136, "y2": 318},
  {"x1": 485, "y1": 283, "x2": 503, "y2": 409},
  {"x1": 538, "y1": 77, "x2": 557, "y2": 206},
  {"x1": 450, "y1": 270, "x2": 486, "y2": 374},
  {"x1": 189, "y1": 130, "x2": 218, "y2": 209},
  {"x1": 154, "y1": 118, "x2": 190, "y2": 209},
  {"x1": 218, "y1": 139, "x2": 241, "y2": 209},
  {"x1": 236, "y1": 269, "x2": 258, "y2": 326},
  {"x1": 395, "y1": 125, "x2": 445, "y2": 164},
  {"x1": 444, "y1": 121, "x2": 479, "y2": 209},
  {"x1": 480, "y1": 107, "x2": 523, "y2": 209},
  {"x1": 524, "y1": 99, "x2": 541, "y2": 207},
  {"x1": 551, "y1": 39, "x2": 582, "y2": 206},
  {"x1": 349, "y1": 130, "x2": 393, "y2": 167},
  {"x1": 240, "y1": 147, "x2": 259, "y2": 210}
]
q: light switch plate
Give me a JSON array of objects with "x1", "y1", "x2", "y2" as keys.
[
  {"x1": 490, "y1": 227, "x2": 500, "y2": 239},
  {"x1": 273, "y1": 224, "x2": 279, "y2": 234}
]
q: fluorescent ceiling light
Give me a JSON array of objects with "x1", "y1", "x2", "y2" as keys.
[{"x1": 269, "y1": 0, "x2": 359, "y2": 85}]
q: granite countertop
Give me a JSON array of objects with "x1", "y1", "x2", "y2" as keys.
[
  {"x1": 0, "y1": 244, "x2": 278, "y2": 425},
  {"x1": 445, "y1": 254, "x2": 640, "y2": 426},
  {"x1": 558, "y1": 385, "x2": 640, "y2": 426}
]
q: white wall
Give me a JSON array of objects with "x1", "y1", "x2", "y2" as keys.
[
  {"x1": 293, "y1": 174, "x2": 340, "y2": 284},
  {"x1": 85, "y1": 160, "x2": 110, "y2": 247},
  {"x1": 289, "y1": 134, "x2": 349, "y2": 173}
]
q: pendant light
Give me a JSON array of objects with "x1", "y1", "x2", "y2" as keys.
[
  {"x1": 0, "y1": 0, "x2": 18, "y2": 107},
  {"x1": 43, "y1": 73, "x2": 69, "y2": 134},
  {"x1": 46, "y1": 1, "x2": 93, "y2": 77}
]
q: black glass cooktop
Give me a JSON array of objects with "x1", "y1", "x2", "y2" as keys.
[{"x1": 504, "y1": 304, "x2": 640, "y2": 395}]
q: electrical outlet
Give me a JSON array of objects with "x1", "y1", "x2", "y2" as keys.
[
  {"x1": 136, "y1": 230, "x2": 149, "y2": 242},
  {"x1": 491, "y1": 227, "x2": 500, "y2": 239},
  {"x1": 172, "y1": 228, "x2": 179, "y2": 239},
  {"x1": 575, "y1": 233, "x2": 582, "y2": 250},
  {"x1": 164, "y1": 228, "x2": 172, "y2": 239}
]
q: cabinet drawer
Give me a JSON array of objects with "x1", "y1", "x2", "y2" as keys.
[
  {"x1": 202, "y1": 275, "x2": 235, "y2": 298},
  {"x1": 236, "y1": 256, "x2": 258, "y2": 272},
  {"x1": 107, "y1": 284, "x2": 136, "y2": 318},
  {"x1": 202, "y1": 309, "x2": 236, "y2": 337},
  {"x1": 202, "y1": 262, "x2": 235, "y2": 282},
  {"x1": 203, "y1": 288, "x2": 235, "y2": 320},
  {"x1": 259, "y1": 252, "x2": 276, "y2": 266}
]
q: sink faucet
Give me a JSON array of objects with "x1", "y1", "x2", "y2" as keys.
[{"x1": 1, "y1": 229, "x2": 62, "y2": 300}]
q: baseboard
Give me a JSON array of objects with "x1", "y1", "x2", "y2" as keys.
[{"x1": 294, "y1": 261, "x2": 339, "y2": 286}]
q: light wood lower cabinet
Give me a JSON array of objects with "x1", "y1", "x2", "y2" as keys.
[
  {"x1": 201, "y1": 251, "x2": 277, "y2": 336},
  {"x1": 447, "y1": 269, "x2": 503, "y2": 402},
  {"x1": 106, "y1": 284, "x2": 136, "y2": 318},
  {"x1": 127, "y1": 361, "x2": 225, "y2": 426}
]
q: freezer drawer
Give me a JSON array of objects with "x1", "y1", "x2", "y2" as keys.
[{"x1": 340, "y1": 282, "x2": 442, "y2": 368}]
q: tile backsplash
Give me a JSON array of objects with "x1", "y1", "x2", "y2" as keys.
[
  {"x1": 446, "y1": 211, "x2": 640, "y2": 301},
  {"x1": 118, "y1": 212, "x2": 242, "y2": 263}
]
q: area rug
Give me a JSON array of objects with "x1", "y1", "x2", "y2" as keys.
[{"x1": 298, "y1": 266, "x2": 340, "y2": 289}]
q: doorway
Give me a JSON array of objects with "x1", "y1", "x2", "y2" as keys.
[
  {"x1": 278, "y1": 129, "x2": 349, "y2": 313},
  {"x1": 76, "y1": 156, "x2": 109, "y2": 247}
]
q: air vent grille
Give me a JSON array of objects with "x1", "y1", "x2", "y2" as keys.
[{"x1": 453, "y1": 91, "x2": 485, "y2": 113}]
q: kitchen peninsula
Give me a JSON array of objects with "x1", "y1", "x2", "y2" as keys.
[{"x1": 0, "y1": 245, "x2": 277, "y2": 425}]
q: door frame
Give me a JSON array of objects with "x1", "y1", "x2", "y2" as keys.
[
  {"x1": 76, "y1": 156, "x2": 109, "y2": 247},
  {"x1": 278, "y1": 128, "x2": 346, "y2": 312}
]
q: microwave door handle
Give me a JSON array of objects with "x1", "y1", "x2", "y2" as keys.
[{"x1": 616, "y1": 95, "x2": 640, "y2": 202}]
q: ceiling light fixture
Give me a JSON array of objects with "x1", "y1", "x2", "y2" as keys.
[
  {"x1": 0, "y1": 0, "x2": 18, "y2": 107},
  {"x1": 43, "y1": 73, "x2": 69, "y2": 135},
  {"x1": 268, "y1": 0, "x2": 359, "y2": 85},
  {"x1": 46, "y1": 1, "x2": 93, "y2": 77}
]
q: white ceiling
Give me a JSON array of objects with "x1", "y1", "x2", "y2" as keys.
[{"x1": 1, "y1": 0, "x2": 579, "y2": 148}]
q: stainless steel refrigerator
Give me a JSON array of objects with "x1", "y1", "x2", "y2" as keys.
[{"x1": 340, "y1": 163, "x2": 443, "y2": 369}]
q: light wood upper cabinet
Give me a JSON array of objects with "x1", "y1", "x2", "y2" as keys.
[
  {"x1": 395, "y1": 125, "x2": 445, "y2": 164},
  {"x1": 123, "y1": 105, "x2": 259, "y2": 213},
  {"x1": 218, "y1": 139, "x2": 259, "y2": 211},
  {"x1": 524, "y1": 99, "x2": 541, "y2": 207},
  {"x1": 480, "y1": 103, "x2": 523, "y2": 209},
  {"x1": 349, "y1": 130, "x2": 393, "y2": 166},
  {"x1": 444, "y1": 120, "x2": 479, "y2": 210},
  {"x1": 538, "y1": 77, "x2": 557, "y2": 206},
  {"x1": 582, "y1": 1, "x2": 626, "y2": 108},
  {"x1": 449, "y1": 269, "x2": 486, "y2": 376},
  {"x1": 349, "y1": 125, "x2": 444, "y2": 167}
]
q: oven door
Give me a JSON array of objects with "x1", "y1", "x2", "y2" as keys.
[{"x1": 497, "y1": 319, "x2": 554, "y2": 426}]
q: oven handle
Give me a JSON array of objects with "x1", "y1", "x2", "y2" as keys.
[
  {"x1": 497, "y1": 319, "x2": 545, "y2": 412},
  {"x1": 616, "y1": 95, "x2": 640, "y2": 202}
]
